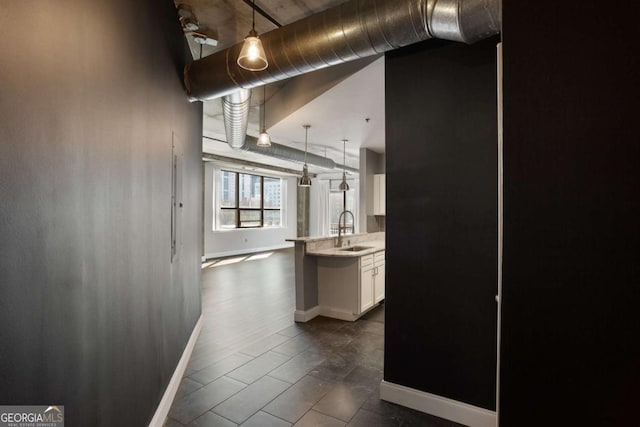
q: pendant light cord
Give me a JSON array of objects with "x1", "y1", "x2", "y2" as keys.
[
  {"x1": 252, "y1": 0, "x2": 256, "y2": 31},
  {"x1": 304, "y1": 126, "x2": 308, "y2": 164},
  {"x1": 343, "y1": 140, "x2": 346, "y2": 171},
  {"x1": 262, "y1": 85, "x2": 266, "y2": 130}
]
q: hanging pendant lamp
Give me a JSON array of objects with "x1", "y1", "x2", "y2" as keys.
[
  {"x1": 299, "y1": 125, "x2": 312, "y2": 187},
  {"x1": 257, "y1": 85, "x2": 271, "y2": 147},
  {"x1": 237, "y1": 0, "x2": 268, "y2": 71},
  {"x1": 339, "y1": 139, "x2": 349, "y2": 191}
]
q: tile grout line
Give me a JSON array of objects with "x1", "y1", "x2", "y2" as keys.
[
  {"x1": 244, "y1": 378, "x2": 298, "y2": 425},
  {"x1": 206, "y1": 409, "x2": 236, "y2": 426},
  {"x1": 209, "y1": 374, "x2": 297, "y2": 425}
]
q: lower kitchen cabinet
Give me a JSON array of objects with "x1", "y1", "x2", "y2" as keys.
[
  {"x1": 317, "y1": 250, "x2": 385, "y2": 321},
  {"x1": 374, "y1": 250, "x2": 385, "y2": 303},
  {"x1": 360, "y1": 266, "x2": 375, "y2": 313}
]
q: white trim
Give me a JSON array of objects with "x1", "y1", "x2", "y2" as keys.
[
  {"x1": 295, "y1": 305, "x2": 381, "y2": 323},
  {"x1": 210, "y1": 226, "x2": 289, "y2": 234},
  {"x1": 294, "y1": 306, "x2": 320, "y2": 322},
  {"x1": 202, "y1": 243, "x2": 293, "y2": 261},
  {"x1": 380, "y1": 381, "x2": 497, "y2": 427},
  {"x1": 496, "y1": 41, "x2": 504, "y2": 424},
  {"x1": 148, "y1": 314, "x2": 204, "y2": 427},
  {"x1": 319, "y1": 306, "x2": 359, "y2": 322}
]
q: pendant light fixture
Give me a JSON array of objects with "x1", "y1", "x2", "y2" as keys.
[
  {"x1": 237, "y1": 0, "x2": 268, "y2": 72},
  {"x1": 299, "y1": 125, "x2": 312, "y2": 187},
  {"x1": 257, "y1": 85, "x2": 271, "y2": 147},
  {"x1": 339, "y1": 139, "x2": 350, "y2": 191}
]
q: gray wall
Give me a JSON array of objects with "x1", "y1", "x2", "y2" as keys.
[
  {"x1": 384, "y1": 38, "x2": 498, "y2": 410},
  {"x1": 0, "y1": 1, "x2": 202, "y2": 426}
]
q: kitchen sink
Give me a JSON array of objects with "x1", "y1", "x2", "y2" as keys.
[{"x1": 339, "y1": 246, "x2": 373, "y2": 252}]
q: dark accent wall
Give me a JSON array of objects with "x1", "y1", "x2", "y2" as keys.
[
  {"x1": 0, "y1": 1, "x2": 202, "y2": 426},
  {"x1": 384, "y1": 38, "x2": 498, "y2": 410},
  {"x1": 500, "y1": 2, "x2": 640, "y2": 425}
]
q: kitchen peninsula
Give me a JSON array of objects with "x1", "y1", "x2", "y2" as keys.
[{"x1": 287, "y1": 232, "x2": 385, "y2": 322}]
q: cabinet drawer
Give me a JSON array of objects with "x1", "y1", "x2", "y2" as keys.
[
  {"x1": 361, "y1": 254, "x2": 374, "y2": 268},
  {"x1": 374, "y1": 251, "x2": 385, "y2": 265}
]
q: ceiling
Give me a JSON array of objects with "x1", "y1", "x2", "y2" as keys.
[{"x1": 176, "y1": 0, "x2": 386, "y2": 175}]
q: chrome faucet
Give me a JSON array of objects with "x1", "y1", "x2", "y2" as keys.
[{"x1": 336, "y1": 210, "x2": 355, "y2": 247}]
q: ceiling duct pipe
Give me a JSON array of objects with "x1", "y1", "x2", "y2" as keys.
[
  {"x1": 430, "y1": 0, "x2": 500, "y2": 43},
  {"x1": 222, "y1": 89, "x2": 251, "y2": 149},
  {"x1": 241, "y1": 135, "x2": 359, "y2": 173},
  {"x1": 205, "y1": 134, "x2": 359, "y2": 172},
  {"x1": 184, "y1": 0, "x2": 501, "y2": 101}
]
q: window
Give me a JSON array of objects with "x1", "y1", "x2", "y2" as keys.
[
  {"x1": 217, "y1": 170, "x2": 283, "y2": 229},
  {"x1": 329, "y1": 178, "x2": 356, "y2": 235}
]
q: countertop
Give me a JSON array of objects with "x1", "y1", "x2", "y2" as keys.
[
  {"x1": 285, "y1": 232, "x2": 373, "y2": 244},
  {"x1": 306, "y1": 239, "x2": 385, "y2": 258}
]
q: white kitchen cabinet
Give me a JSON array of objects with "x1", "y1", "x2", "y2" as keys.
[
  {"x1": 373, "y1": 174, "x2": 386, "y2": 216},
  {"x1": 374, "y1": 250, "x2": 385, "y2": 303},
  {"x1": 317, "y1": 249, "x2": 385, "y2": 321},
  {"x1": 360, "y1": 265, "x2": 375, "y2": 312},
  {"x1": 361, "y1": 250, "x2": 385, "y2": 311},
  {"x1": 360, "y1": 254, "x2": 375, "y2": 312}
]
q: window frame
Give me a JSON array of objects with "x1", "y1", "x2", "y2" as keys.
[{"x1": 218, "y1": 170, "x2": 282, "y2": 229}]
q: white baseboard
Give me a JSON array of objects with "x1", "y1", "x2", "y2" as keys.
[
  {"x1": 148, "y1": 314, "x2": 204, "y2": 427},
  {"x1": 203, "y1": 243, "x2": 293, "y2": 261},
  {"x1": 380, "y1": 380, "x2": 496, "y2": 427},
  {"x1": 319, "y1": 306, "x2": 358, "y2": 322},
  {"x1": 295, "y1": 306, "x2": 376, "y2": 322},
  {"x1": 294, "y1": 306, "x2": 320, "y2": 322}
]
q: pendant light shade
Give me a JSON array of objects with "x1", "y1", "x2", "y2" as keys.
[
  {"x1": 237, "y1": 1, "x2": 268, "y2": 71},
  {"x1": 257, "y1": 130, "x2": 271, "y2": 147},
  {"x1": 339, "y1": 139, "x2": 349, "y2": 191},
  {"x1": 257, "y1": 85, "x2": 271, "y2": 147},
  {"x1": 299, "y1": 164, "x2": 312, "y2": 187},
  {"x1": 237, "y1": 33, "x2": 268, "y2": 71},
  {"x1": 299, "y1": 125, "x2": 312, "y2": 187},
  {"x1": 339, "y1": 173, "x2": 349, "y2": 191}
]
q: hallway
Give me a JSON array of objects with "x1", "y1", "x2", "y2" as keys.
[{"x1": 165, "y1": 249, "x2": 462, "y2": 426}]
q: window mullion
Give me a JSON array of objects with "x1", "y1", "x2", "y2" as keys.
[
  {"x1": 218, "y1": 170, "x2": 281, "y2": 230},
  {"x1": 235, "y1": 172, "x2": 240, "y2": 228}
]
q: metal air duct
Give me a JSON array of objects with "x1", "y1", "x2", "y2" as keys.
[
  {"x1": 184, "y1": 0, "x2": 500, "y2": 101},
  {"x1": 222, "y1": 89, "x2": 251, "y2": 149},
  {"x1": 243, "y1": 135, "x2": 335, "y2": 169},
  {"x1": 205, "y1": 135, "x2": 359, "y2": 173},
  {"x1": 192, "y1": 0, "x2": 500, "y2": 164},
  {"x1": 242, "y1": 135, "x2": 359, "y2": 173}
]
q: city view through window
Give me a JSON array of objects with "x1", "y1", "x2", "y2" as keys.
[{"x1": 218, "y1": 170, "x2": 282, "y2": 229}]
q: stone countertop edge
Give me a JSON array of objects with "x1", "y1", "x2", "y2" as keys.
[
  {"x1": 305, "y1": 239, "x2": 385, "y2": 258},
  {"x1": 285, "y1": 232, "x2": 373, "y2": 244},
  {"x1": 284, "y1": 231, "x2": 384, "y2": 243}
]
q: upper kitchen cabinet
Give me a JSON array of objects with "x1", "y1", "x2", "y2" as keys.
[{"x1": 373, "y1": 174, "x2": 386, "y2": 216}]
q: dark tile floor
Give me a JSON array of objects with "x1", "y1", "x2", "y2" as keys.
[{"x1": 165, "y1": 250, "x2": 464, "y2": 427}]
